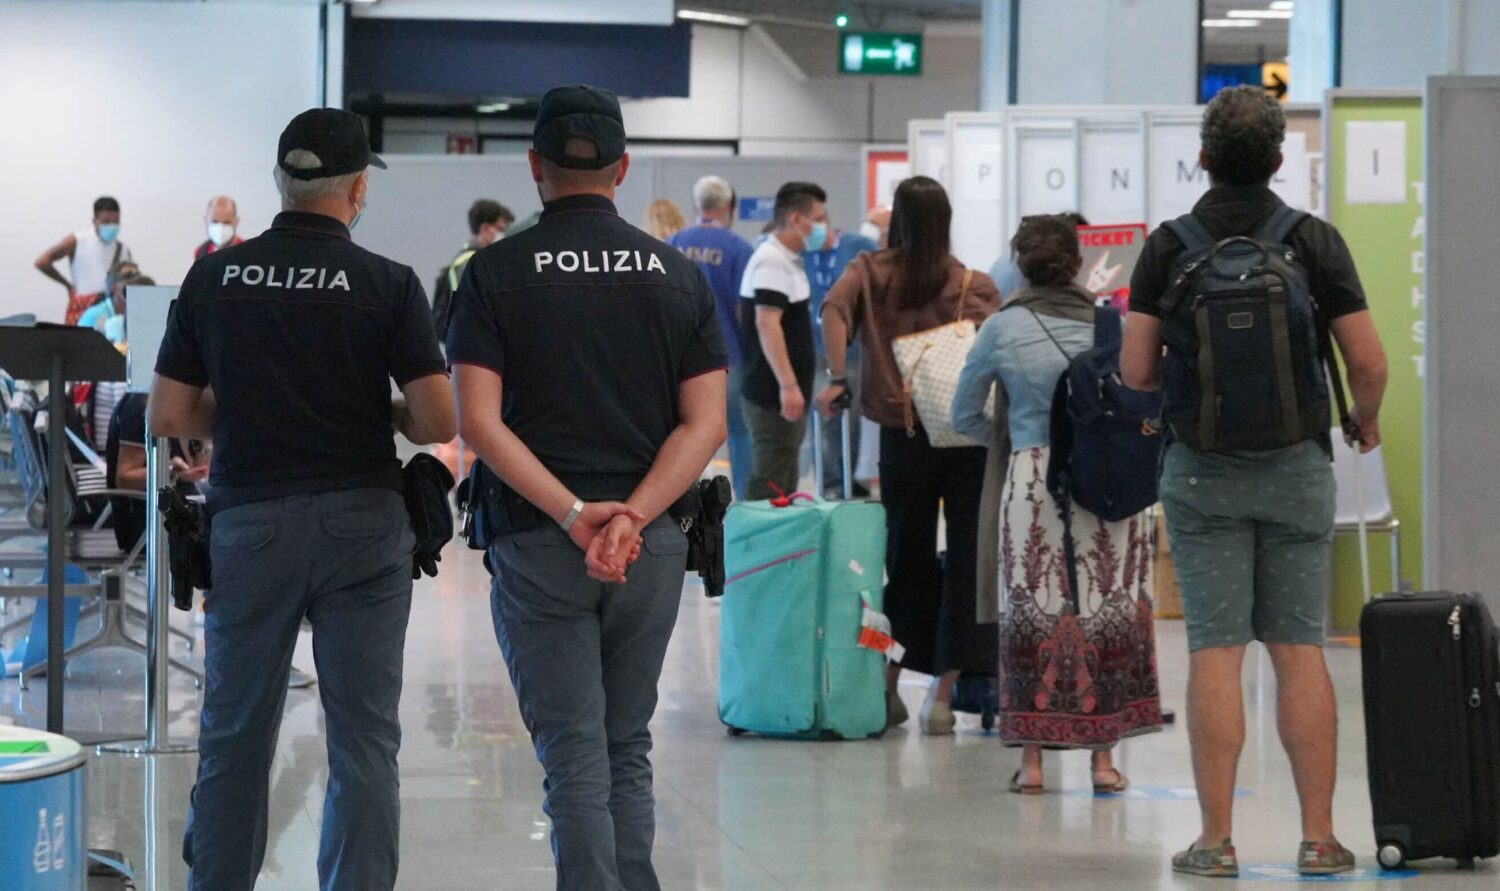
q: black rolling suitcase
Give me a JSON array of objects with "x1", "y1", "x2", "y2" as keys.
[{"x1": 1360, "y1": 591, "x2": 1500, "y2": 870}]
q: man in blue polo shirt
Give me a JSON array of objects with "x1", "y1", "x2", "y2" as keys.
[
  {"x1": 668, "y1": 175, "x2": 753, "y2": 499},
  {"x1": 804, "y1": 213, "x2": 876, "y2": 497}
]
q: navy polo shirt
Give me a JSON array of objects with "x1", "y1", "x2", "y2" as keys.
[
  {"x1": 446, "y1": 194, "x2": 728, "y2": 502},
  {"x1": 155, "y1": 210, "x2": 447, "y2": 513},
  {"x1": 667, "y1": 221, "x2": 754, "y2": 366}
]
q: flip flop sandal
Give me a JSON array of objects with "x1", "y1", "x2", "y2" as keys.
[
  {"x1": 1093, "y1": 768, "x2": 1130, "y2": 794},
  {"x1": 1008, "y1": 770, "x2": 1044, "y2": 795}
]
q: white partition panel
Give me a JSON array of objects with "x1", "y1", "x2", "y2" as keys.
[
  {"x1": 1147, "y1": 111, "x2": 1211, "y2": 226},
  {"x1": 908, "y1": 119, "x2": 950, "y2": 188},
  {"x1": 1078, "y1": 114, "x2": 1149, "y2": 224},
  {"x1": 1008, "y1": 117, "x2": 1080, "y2": 223},
  {"x1": 945, "y1": 112, "x2": 1005, "y2": 271},
  {"x1": 1269, "y1": 130, "x2": 1313, "y2": 211}
]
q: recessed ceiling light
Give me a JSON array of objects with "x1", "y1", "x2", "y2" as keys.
[
  {"x1": 1203, "y1": 18, "x2": 1260, "y2": 27},
  {"x1": 1270, "y1": 1, "x2": 1294, "y2": 9},
  {"x1": 475, "y1": 102, "x2": 512, "y2": 114},
  {"x1": 677, "y1": 9, "x2": 752, "y2": 27},
  {"x1": 1227, "y1": 8, "x2": 1293, "y2": 18}
]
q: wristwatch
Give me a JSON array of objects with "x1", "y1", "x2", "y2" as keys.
[{"x1": 560, "y1": 499, "x2": 585, "y2": 532}]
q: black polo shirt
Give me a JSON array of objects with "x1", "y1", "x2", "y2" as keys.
[
  {"x1": 155, "y1": 210, "x2": 447, "y2": 513},
  {"x1": 1130, "y1": 184, "x2": 1369, "y2": 319},
  {"x1": 445, "y1": 194, "x2": 728, "y2": 501}
]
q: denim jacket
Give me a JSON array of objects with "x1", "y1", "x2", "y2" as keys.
[{"x1": 951, "y1": 283, "x2": 1097, "y2": 451}]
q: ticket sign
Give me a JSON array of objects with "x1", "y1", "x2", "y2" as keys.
[
  {"x1": 839, "y1": 32, "x2": 922, "y2": 76},
  {"x1": 1076, "y1": 223, "x2": 1148, "y2": 314}
]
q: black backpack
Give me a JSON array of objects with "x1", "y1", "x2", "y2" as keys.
[
  {"x1": 1159, "y1": 206, "x2": 1343, "y2": 451},
  {"x1": 1036, "y1": 307, "x2": 1164, "y2": 524}
]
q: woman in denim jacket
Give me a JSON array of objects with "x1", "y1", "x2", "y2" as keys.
[{"x1": 952, "y1": 215, "x2": 1163, "y2": 795}]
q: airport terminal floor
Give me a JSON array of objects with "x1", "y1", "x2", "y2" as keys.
[{"x1": 1, "y1": 545, "x2": 1491, "y2": 890}]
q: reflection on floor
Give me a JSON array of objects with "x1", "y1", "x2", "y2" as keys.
[{"x1": 3, "y1": 544, "x2": 1495, "y2": 890}]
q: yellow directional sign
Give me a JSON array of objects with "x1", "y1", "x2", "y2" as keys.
[{"x1": 1263, "y1": 61, "x2": 1289, "y2": 102}]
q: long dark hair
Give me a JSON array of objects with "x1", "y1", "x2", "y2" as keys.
[
  {"x1": 1011, "y1": 215, "x2": 1081, "y2": 288},
  {"x1": 887, "y1": 176, "x2": 952, "y2": 311}
]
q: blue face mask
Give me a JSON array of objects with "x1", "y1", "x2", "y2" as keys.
[
  {"x1": 805, "y1": 221, "x2": 829, "y2": 253},
  {"x1": 97, "y1": 223, "x2": 120, "y2": 243},
  {"x1": 350, "y1": 201, "x2": 366, "y2": 232}
]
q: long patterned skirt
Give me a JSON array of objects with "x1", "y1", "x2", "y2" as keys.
[{"x1": 996, "y1": 447, "x2": 1163, "y2": 749}]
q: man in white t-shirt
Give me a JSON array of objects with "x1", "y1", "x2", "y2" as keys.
[
  {"x1": 737, "y1": 182, "x2": 827, "y2": 499},
  {"x1": 35, "y1": 195, "x2": 133, "y2": 325}
]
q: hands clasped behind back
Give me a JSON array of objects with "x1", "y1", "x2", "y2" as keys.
[{"x1": 569, "y1": 501, "x2": 647, "y2": 583}]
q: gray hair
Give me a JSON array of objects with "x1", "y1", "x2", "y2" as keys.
[
  {"x1": 272, "y1": 149, "x2": 363, "y2": 206},
  {"x1": 693, "y1": 175, "x2": 734, "y2": 213},
  {"x1": 1200, "y1": 85, "x2": 1286, "y2": 187}
]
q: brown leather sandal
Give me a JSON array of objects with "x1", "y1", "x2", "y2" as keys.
[{"x1": 1008, "y1": 770, "x2": 1044, "y2": 795}]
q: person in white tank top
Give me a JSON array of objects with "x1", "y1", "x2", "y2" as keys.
[{"x1": 34, "y1": 195, "x2": 133, "y2": 324}]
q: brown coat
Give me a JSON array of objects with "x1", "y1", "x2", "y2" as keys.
[{"x1": 822, "y1": 250, "x2": 1001, "y2": 429}]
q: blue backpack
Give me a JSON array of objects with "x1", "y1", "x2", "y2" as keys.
[
  {"x1": 1034, "y1": 307, "x2": 1165, "y2": 526},
  {"x1": 1158, "y1": 206, "x2": 1342, "y2": 451}
]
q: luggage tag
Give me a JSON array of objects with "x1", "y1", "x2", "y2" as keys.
[{"x1": 858, "y1": 599, "x2": 905, "y2": 663}]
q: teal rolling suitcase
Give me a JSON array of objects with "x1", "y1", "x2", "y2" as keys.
[{"x1": 718, "y1": 496, "x2": 888, "y2": 739}]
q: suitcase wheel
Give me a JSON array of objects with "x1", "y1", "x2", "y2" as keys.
[
  {"x1": 726, "y1": 726, "x2": 747, "y2": 737},
  {"x1": 1377, "y1": 843, "x2": 1406, "y2": 870}
]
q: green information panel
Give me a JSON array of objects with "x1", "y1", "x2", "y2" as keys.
[
  {"x1": 839, "y1": 32, "x2": 922, "y2": 76},
  {"x1": 1327, "y1": 92, "x2": 1424, "y2": 630}
]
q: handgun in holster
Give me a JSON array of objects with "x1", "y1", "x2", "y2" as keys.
[
  {"x1": 158, "y1": 486, "x2": 211, "y2": 611},
  {"x1": 677, "y1": 476, "x2": 731, "y2": 598}
]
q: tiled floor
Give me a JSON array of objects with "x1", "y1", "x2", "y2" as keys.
[{"x1": 3, "y1": 543, "x2": 1496, "y2": 890}]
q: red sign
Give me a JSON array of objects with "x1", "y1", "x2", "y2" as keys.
[
  {"x1": 1075, "y1": 223, "x2": 1148, "y2": 313},
  {"x1": 445, "y1": 135, "x2": 477, "y2": 155}
]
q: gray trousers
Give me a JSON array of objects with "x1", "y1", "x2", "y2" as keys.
[
  {"x1": 488, "y1": 517, "x2": 688, "y2": 891},
  {"x1": 184, "y1": 488, "x2": 414, "y2": 891}
]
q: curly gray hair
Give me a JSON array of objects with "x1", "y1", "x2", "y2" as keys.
[{"x1": 1200, "y1": 85, "x2": 1286, "y2": 186}]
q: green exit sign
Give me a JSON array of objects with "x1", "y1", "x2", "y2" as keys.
[{"x1": 839, "y1": 32, "x2": 922, "y2": 76}]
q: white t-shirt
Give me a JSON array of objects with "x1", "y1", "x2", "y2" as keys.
[
  {"x1": 739, "y1": 237, "x2": 810, "y2": 303},
  {"x1": 738, "y1": 237, "x2": 815, "y2": 407}
]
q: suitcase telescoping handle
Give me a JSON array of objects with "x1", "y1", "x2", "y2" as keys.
[{"x1": 811, "y1": 388, "x2": 855, "y2": 501}]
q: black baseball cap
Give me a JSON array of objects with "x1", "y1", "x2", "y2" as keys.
[
  {"x1": 277, "y1": 108, "x2": 386, "y2": 181},
  {"x1": 533, "y1": 85, "x2": 626, "y2": 170}
]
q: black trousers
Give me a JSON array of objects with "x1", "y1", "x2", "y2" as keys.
[{"x1": 878, "y1": 424, "x2": 996, "y2": 677}]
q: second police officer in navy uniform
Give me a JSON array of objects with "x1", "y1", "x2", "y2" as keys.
[{"x1": 447, "y1": 85, "x2": 728, "y2": 890}]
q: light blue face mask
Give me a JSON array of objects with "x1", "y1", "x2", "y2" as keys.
[
  {"x1": 350, "y1": 201, "x2": 366, "y2": 232},
  {"x1": 97, "y1": 223, "x2": 120, "y2": 243},
  {"x1": 805, "y1": 221, "x2": 829, "y2": 253}
]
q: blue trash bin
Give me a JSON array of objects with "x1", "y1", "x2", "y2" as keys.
[{"x1": 0, "y1": 726, "x2": 86, "y2": 889}]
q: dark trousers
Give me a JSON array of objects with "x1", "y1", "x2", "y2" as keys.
[
  {"x1": 878, "y1": 425, "x2": 995, "y2": 676},
  {"x1": 184, "y1": 489, "x2": 414, "y2": 891},
  {"x1": 742, "y1": 397, "x2": 807, "y2": 501},
  {"x1": 488, "y1": 518, "x2": 688, "y2": 891}
]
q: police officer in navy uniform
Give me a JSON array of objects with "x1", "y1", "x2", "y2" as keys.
[
  {"x1": 447, "y1": 85, "x2": 728, "y2": 890},
  {"x1": 150, "y1": 108, "x2": 456, "y2": 891}
]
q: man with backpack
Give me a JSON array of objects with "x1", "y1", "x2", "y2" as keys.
[{"x1": 1121, "y1": 86, "x2": 1388, "y2": 878}]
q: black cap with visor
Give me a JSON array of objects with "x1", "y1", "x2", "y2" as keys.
[
  {"x1": 277, "y1": 108, "x2": 386, "y2": 181},
  {"x1": 532, "y1": 85, "x2": 627, "y2": 170}
]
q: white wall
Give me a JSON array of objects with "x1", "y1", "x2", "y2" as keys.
[
  {"x1": 1015, "y1": 0, "x2": 1198, "y2": 105},
  {"x1": 1342, "y1": 0, "x2": 1500, "y2": 89},
  {"x1": 0, "y1": 0, "x2": 322, "y2": 323}
]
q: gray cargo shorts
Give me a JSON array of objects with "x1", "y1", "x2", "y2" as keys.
[{"x1": 1158, "y1": 440, "x2": 1336, "y2": 652}]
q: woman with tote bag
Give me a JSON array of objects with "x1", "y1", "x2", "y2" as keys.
[{"x1": 817, "y1": 176, "x2": 1001, "y2": 734}]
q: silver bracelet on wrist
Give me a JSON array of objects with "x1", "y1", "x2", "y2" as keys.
[{"x1": 559, "y1": 499, "x2": 585, "y2": 532}]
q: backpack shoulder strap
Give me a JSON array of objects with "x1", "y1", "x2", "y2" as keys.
[
  {"x1": 1027, "y1": 310, "x2": 1073, "y2": 363},
  {"x1": 1093, "y1": 306, "x2": 1122, "y2": 349},
  {"x1": 1162, "y1": 214, "x2": 1216, "y2": 254},
  {"x1": 1255, "y1": 205, "x2": 1309, "y2": 247}
]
